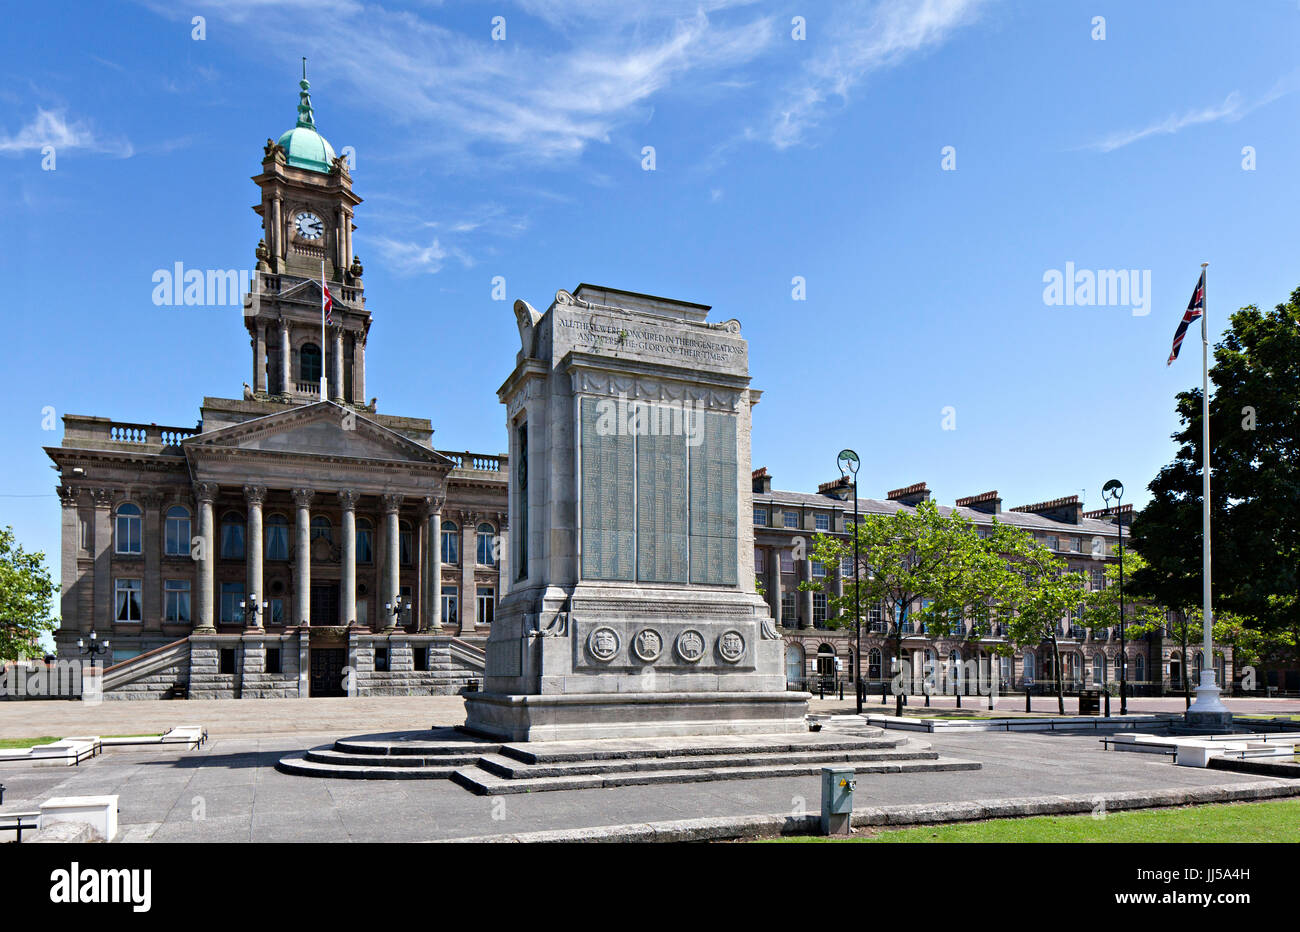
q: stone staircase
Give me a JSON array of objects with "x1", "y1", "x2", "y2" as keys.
[{"x1": 276, "y1": 723, "x2": 980, "y2": 793}]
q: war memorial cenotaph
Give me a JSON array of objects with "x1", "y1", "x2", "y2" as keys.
[{"x1": 463, "y1": 284, "x2": 810, "y2": 741}]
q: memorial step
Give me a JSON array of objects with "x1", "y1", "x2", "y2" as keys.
[
  {"x1": 275, "y1": 754, "x2": 466, "y2": 780},
  {"x1": 476, "y1": 746, "x2": 940, "y2": 780},
  {"x1": 450, "y1": 755, "x2": 982, "y2": 796},
  {"x1": 304, "y1": 747, "x2": 488, "y2": 768},
  {"x1": 495, "y1": 731, "x2": 901, "y2": 764}
]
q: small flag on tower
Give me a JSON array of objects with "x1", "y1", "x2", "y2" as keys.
[
  {"x1": 1167, "y1": 270, "x2": 1205, "y2": 365},
  {"x1": 322, "y1": 278, "x2": 334, "y2": 325}
]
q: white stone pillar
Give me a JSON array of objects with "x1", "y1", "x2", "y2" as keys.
[
  {"x1": 194, "y1": 483, "x2": 218, "y2": 632},
  {"x1": 279, "y1": 320, "x2": 291, "y2": 394},
  {"x1": 424, "y1": 497, "x2": 444, "y2": 630},
  {"x1": 382, "y1": 494, "x2": 402, "y2": 627},
  {"x1": 339, "y1": 489, "x2": 359, "y2": 626},
  {"x1": 244, "y1": 485, "x2": 266, "y2": 628},
  {"x1": 331, "y1": 327, "x2": 345, "y2": 402},
  {"x1": 293, "y1": 488, "x2": 314, "y2": 625}
]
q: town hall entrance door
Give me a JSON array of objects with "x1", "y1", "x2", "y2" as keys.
[
  {"x1": 310, "y1": 648, "x2": 347, "y2": 697},
  {"x1": 310, "y1": 583, "x2": 339, "y2": 626}
]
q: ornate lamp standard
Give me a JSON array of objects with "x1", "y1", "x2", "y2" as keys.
[
  {"x1": 1102, "y1": 479, "x2": 1127, "y2": 716},
  {"x1": 239, "y1": 593, "x2": 268, "y2": 628},
  {"x1": 77, "y1": 630, "x2": 111, "y2": 657},
  {"x1": 384, "y1": 595, "x2": 405, "y2": 627},
  {"x1": 837, "y1": 449, "x2": 863, "y2": 713}
]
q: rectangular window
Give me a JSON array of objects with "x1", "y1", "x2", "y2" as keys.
[
  {"x1": 477, "y1": 586, "x2": 496, "y2": 626},
  {"x1": 268, "y1": 598, "x2": 284, "y2": 626},
  {"x1": 219, "y1": 648, "x2": 236, "y2": 675},
  {"x1": 811, "y1": 560, "x2": 826, "y2": 578},
  {"x1": 220, "y1": 582, "x2": 244, "y2": 624},
  {"x1": 441, "y1": 525, "x2": 459, "y2": 564},
  {"x1": 442, "y1": 585, "x2": 459, "y2": 627},
  {"x1": 267, "y1": 648, "x2": 282, "y2": 675},
  {"x1": 1046, "y1": 535, "x2": 1059, "y2": 551},
  {"x1": 357, "y1": 525, "x2": 374, "y2": 563},
  {"x1": 375, "y1": 647, "x2": 390, "y2": 672},
  {"x1": 399, "y1": 527, "x2": 414, "y2": 566},
  {"x1": 163, "y1": 579, "x2": 190, "y2": 624},
  {"x1": 840, "y1": 556, "x2": 853, "y2": 577},
  {"x1": 115, "y1": 510, "x2": 142, "y2": 555},
  {"x1": 1071, "y1": 536, "x2": 1081, "y2": 552},
  {"x1": 781, "y1": 591, "x2": 796, "y2": 623},
  {"x1": 220, "y1": 521, "x2": 245, "y2": 560},
  {"x1": 813, "y1": 592, "x2": 827, "y2": 625},
  {"x1": 753, "y1": 548, "x2": 765, "y2": 573},
  {"x1": 869, "y1": 601, "x2": 885, "y2": 632},
  {"x1": 782, "y1": 510, "x2": 799, "y2": 528},
  {"x1": 753, "y1": 506, "x2": 769, "y2": 526},
  {"x1": 164, "y1": 511, "x2": 190, "y2": 556},
  {"x1": 477, "y1": 527, "x2": 496, "y2": 566},
  {"x1": 814, "y1": 513, "x2": 830, "y2": 531},
  {"x1": 115, "y1": 578, "x2": 142, "y2": 622},
  {"x1": 780, "y1": 550, "x2": 794, "y2": 573},
  {"x1": 265, "y1": 519, "x2": 290, "y2": 561}
]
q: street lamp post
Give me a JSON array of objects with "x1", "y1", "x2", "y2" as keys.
[
  {"x1": 77, "y1": 630, "x2": 111, "y2": 658},
  {"x1": 837, "y1": 449, "x2": 862, "y2": 714},
  {"x1": 239, "y1": 593, "x2": 268, "y2": 628},
  {"x1": 1102, "y1": 479, "x2": 1127, "y2": 716}
]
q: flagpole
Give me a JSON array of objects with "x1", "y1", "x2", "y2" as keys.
[
  {"x1": 1187, "y1": 260, "x2": 1230, "y2": 729},
  {"x1": 320, "y1": 259, "x2": 328, "y2": 400}
]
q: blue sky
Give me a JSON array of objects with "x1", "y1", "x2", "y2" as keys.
[{"x1": 2, "y1": 0, "x2": 1298, "y2": 580}]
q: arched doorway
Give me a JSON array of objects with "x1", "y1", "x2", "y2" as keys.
[{"x1": 1169, "y1": 653, "x2": 1183, "y2": 689}]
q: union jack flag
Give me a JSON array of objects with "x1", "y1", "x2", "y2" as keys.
[
  {"x1": 323, "y1": 279, "x2": 334, "y2": 325},
  {"x1": 1167, "y1": 270, "x2": 1205, "y2": 365}
]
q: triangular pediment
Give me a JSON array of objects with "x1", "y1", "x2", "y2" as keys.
[{"x1": 184, "y1": 401, "x2": 451, "y2": 467}]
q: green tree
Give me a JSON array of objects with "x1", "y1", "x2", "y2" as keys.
[
  {"x1": 802, "y1": 500, "x2": 1011, "y2": 716},
  {"x1": 0, "y1": 527, "x2": 57, "y2": 661},
  {"x1": 1131, "y1": 285, "x2": 1300, "y2": 678},
  {"x1": 1002, "y1": 537, "x2": 1088, "y2": 715}
]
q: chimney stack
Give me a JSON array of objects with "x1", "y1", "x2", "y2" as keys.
[
  {"x1": 955, "y1": 490, "x2": 1001, "y2": 514},
  {"x1": 886, "y1": 482, "x2": 930, "y2": 507},
  {"x1": 1083, "y1": 503, "x2": 1133, "y2": 526},
  {"x1": 818, "y1": 476, "x2": 852, "y2": 500},
  {"x1": 751, "y1": 467, "x2": 772, "y2": 494},
  {"x1": 1010, "y1": 495, "x2": 1083, "y2": 524}
]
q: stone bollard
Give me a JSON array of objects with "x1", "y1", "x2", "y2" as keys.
[{"x1": 820, "y1": 766, "x2": 855, "y2": 836}]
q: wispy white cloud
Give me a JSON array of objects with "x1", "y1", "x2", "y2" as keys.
[
  {"x1": 1083, "y1": 78, "x2": 1297, "y2": 153},
  {"x1": 0, "y1": 108, "x2": 133, "y2": 157},
  {"x1": 370, "y1": 235, "x2": 474, "y2": 276},
  {"x1": 762, "y1": 0, "x2": 988, "y2": 149}
]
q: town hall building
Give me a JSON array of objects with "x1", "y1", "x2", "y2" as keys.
[{"x1": 46, "y1": 77, "x2": 503, "y2": 698}]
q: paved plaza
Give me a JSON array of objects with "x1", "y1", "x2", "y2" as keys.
[{"x1": 2, "y1": 695, "x2": 1297, "y2": 842}]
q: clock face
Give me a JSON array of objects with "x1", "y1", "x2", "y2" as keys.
[{"x1": 295, "y1": 211, "x2": 324, "y2": 240}]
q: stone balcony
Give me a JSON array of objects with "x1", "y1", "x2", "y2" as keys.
[{"x1": 60, "y1": 415, "x2": 200, "y2": 453}]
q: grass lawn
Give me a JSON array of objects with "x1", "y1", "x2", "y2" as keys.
[
  {"x1": 770, "y1": 799, "x2": 1300, "y2": 843},
  {"x1": 0, "y1": 736, "x2": 62, "y2": 750}
]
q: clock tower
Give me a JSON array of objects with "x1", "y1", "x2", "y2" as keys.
[{"x1": 244, "y1": 70, "x2": 370, "y2": 408}]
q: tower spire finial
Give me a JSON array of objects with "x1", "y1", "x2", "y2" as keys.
[{"x1": 296, "y1": 59, "x2": 315, "y2": 129}]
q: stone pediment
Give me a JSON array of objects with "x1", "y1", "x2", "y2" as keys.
[{"x1": 184, "y1": 401, "x2": 452, "y2": 468}]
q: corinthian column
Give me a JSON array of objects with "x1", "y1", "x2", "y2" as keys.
[
  {"x1": 194, "y1": 483, "x2": 218, "y2": 632},
  {"x1": 423, "y1": 495, "x2": 444, "y2": 630},
  {"x1": 339, "y1": 489, "x2": 359, "y2": 626},
  {"x1": 292, "y1": 488, "x2": 315, "y2": 625},
  {"x1": 381, "y1": 494, "x2": 402, "y2": 627},
  {"x1": 244, "y1": 485, "x2": 267, "y2": 628}
]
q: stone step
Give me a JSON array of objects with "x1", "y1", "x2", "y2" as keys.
[
  {"x1": 497, "y1": 732, "x2": 899, "y2": 765},
  {"x1": 477, "y1": 745, "x2": 940, "y2": 780},
  {"x1": 305, "y1": 747, "x2": 487, "y2": 768},
  {"x1": 275, "y1": 754, "x2": 464, "y2": 780},
  {"x1": 333, "y1": 728, "x2": 501, "y2": 757},
  {"x1": 451, "y1": 756, "x2": 982, "y2": 796}
]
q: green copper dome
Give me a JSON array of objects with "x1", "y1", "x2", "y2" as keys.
[{"x1": 275, "y1": 77, "x2": 335, "y2": 173}]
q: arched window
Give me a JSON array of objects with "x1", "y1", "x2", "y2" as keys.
[
  {"x1": 1214, "y1": 653, "x2": 1226, "y2": 688},
  {"x1": 356, "y1": 518, "x2": 374, "y2": 564},
  {"x1": 220, "y1": 512, "x2": 245, "y2": 560},
  {"x1": 816, "y1": 644, "x2": 836, "y2": 677},
  {"x1": 163, "y1": 505, "x2": 190, "y2": 556},
  {"x1": 441, "y1": 520, "x2": 459, "y2": 564},
  {"x1": 948, "y1": 650, "x2": 961, "y2": 691},
  {"x1": 1194, "y1": 651, "x2": 1205, "y2": 680},
  {"x1": 1135, "y1": 654, "x2": 1146, "y2": 684},
  {"x1": 1022, "y1": 650, "x2": 1036, "y2": 684},
  {"x1": 867, "y1": 648, "x2": 882, "y2": 680},
  {"x1": 1169, "y1": 652, "x2": 1182, "y2": 687},
  {"x1": 477, "y1": 523, "x2": 496, "y2": 566},
  {"x1": 785, "y1": 643, "x2": 805, "y2": 687},
  {"x1": 299, "y1": 342, "x2": 322, "y2": 383},
  {"x1": 265, "y1": 514, "x2": 290, "y2": 561},
  {"x1": 311, "y1": 515, "x2": 332, "y2": 544},
  {"x1": 115, "y1": 502, "x2": 142, "y2": 554},
  {"x1": 1093, "y1": 652, "x2": 1107, "y2": 684}
]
